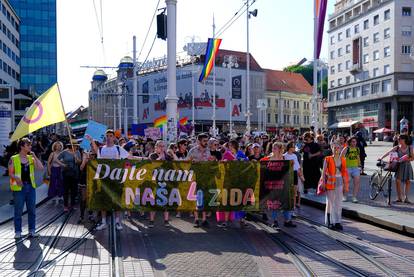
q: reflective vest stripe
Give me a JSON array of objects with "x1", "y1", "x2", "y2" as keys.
[{"x1": 10, "y1": 154, "x2": 37, "y2": 191}]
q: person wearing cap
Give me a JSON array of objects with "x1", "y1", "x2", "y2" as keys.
[
  {"x1": 57, "y1": 139, "x2": 81, "y2": 212},
  {"x1": 9, "y1": 137, "x2": 44, "y2": 238},
  {"x1": 248, "y1": 143, "x2": 264, "y2": 161}
]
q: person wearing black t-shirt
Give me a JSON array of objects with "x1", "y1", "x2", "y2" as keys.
[
  {"x1": 209, "y1": 138, "x2": 222, "y2": 161},
  {"x1": 175, "y1": 139, "x2": 188, "y2": 160},
  {"x1": 248, "y1": 143, "x2": 264, "y2": 161},
  {"x1": 301, "y1": 132, "x2": 321, "y2": 193}
]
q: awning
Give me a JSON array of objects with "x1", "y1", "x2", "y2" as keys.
[{"x1": 328, "y1": 120, "x2": 360, "y2": 129}]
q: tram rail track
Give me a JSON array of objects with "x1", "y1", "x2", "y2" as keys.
[{"x1": 296, "y1": 215, "x2": 414, "y2": 277}]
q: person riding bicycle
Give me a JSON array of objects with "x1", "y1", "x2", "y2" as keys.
[{"x1": 379, "y1": 134, "x2": 413, "y2": 203}]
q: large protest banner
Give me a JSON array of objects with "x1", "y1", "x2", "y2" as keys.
[
  {"x1": 259, "y1": 160, "x2": 294, "y2": 211},
  {"x1": 87, "y1": 160, "x2": 261, "y2": 211}
]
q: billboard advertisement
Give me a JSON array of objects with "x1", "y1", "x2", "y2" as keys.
[{"x1": 137, "y1": 65, "x2": 246, "y2": 124}]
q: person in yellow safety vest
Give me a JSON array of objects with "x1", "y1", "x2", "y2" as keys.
[
  {"x1": 321, "y1": 141, "x2": 349, "y2": 230},
  {"x1": 8, "y1": 137, "x2": 44, "y2": 239}
]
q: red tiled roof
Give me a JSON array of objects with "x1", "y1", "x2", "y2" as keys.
[
  {"x1": 265, "y1": 69, "x2": 312, "y2": 95},
  {"x1": 199, "y1": 49, "x2": 263, "y2": 71}
]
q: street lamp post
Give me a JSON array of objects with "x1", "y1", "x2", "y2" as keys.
[
  {"x1": 246, "y1": 2, "x2": 257, "y2": 134},
  {"x1": 223, "y1": 55, "x2": 238, "y2": 135},
  {"x1": 165, "y1": 0, "x2": 178, "y2": 143}
]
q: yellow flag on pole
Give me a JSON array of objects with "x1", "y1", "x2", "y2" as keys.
[{"x1": 10, "y1": 83, "x2": 66, "y2": 142}]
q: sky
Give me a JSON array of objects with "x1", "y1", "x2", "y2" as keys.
[{"x1": 57, "y1": 0, "x2": 335, "y2": 112}]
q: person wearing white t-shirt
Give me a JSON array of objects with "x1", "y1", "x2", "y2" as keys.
[
  {"x1": 284, "y1": 142, "x2": 305, "y2": 211},
  {"x1": 86, "y1": 129, "x2": 133, "y2": 231}
]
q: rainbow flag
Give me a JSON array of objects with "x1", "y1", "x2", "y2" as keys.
[
  {"x1": 154, "y1": 115, "x2": 167, "y2": 127},
  {"x1": 179, "y1": 116, "x2": 189, "y2": 126},
  {"x1": 315, "y1": 0, "x2": 328, "y2": 59},
  {"x1": 199, "y1": 38, "x2": 222, "y2": 82}
]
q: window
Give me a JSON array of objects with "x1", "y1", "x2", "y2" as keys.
[
  {"x1": 402, "y1": 7, "x2": 411, "y2": 16},
  {"x1": 330, "y1": 51, "x2": 335, "y2": 59},
  {"x1": 336, "y1": 90, "x2": 343, "y2": 100},
  {"x1": 374, "y1": 15, "x2": 379, "y2": 25},
  {"x1": 338, "y1": 32, "x2": 343, "y2": 41},
  {"x1": 363, "y1": 37, "x2": 369, "y2": 47},
  {"x1": 384, "y1": 46, "x2": 391, "y2": 57},
  {"x1": 344, "y1": 88, "x2": 352, "y2": 99},
  {"x1": 362, "y1": 70, "x2": 369, "y2": 80},
  {"x1": 346, "y1": 60, "x2": 351, "y2": 70},
  {"x1": 373, "y1": 67, "x2": 379, "y2": 77},
  {"x1": 372, "y1": 82, "x2": 380, "y2": 94},
  {"x1": 354, "y1": 24, "x2": 359, "y2": 34},
  {"x1": 363, "y1": 54, "x2": 369, "y2": 64},
  {"x1": 384, "y1": 9, "x2": 391, "y2": 20},
  {"x1": 363, "y1": 19, "x2": 369, "y2": 30},
  {"x1": 275, "y1": 114, "x2": 278, "y2": 124},
  {"x1": 384, "y1": 64, "x2": 390, "y2": 74},
  {"x1": 402, "y1": 45, "x2": 412, "y2": 54},
  {"x1": 373, "y1": 50, "x2": 380, "y2": 60},
  {"x1": 338, "y1": 78, "x2": 343, "y2": 86},
  {"x1": 267, "y1": 113, "x2": 271, "y2": 123},
  {"x1": 346, "y1": 76, "x2": 351, "y2": 84},
  {"x1": 352, "y1": 86, "x2": 360, "y2": 98},
  {"x1": 384, "y1": 28, "x2": 391, "y2": 39},
  {"x1": 330, "y1": 80, "x2": 335, "y2": 88},
  {"x1": 382, "y1": 79, "x2": 391, "y2": 92},
  {"x1": 346, "y1": 44, "x2": 351, "y2": 53},
  {"x1": 346, "y1": 28, "x2": 351, "y2": 38},
  {"x1": 362, "y1": 84, "x2": 370, "y2": 96},
  {"x1": 330, "y1": 66, "x2": 335, "y2": 74},
  {"x1": 338, "y1": 63, "x2": 343, "y2": 72},
  {"x1": 267, "y1": 98, "x2": 271, "y2": 107},
  {"x1": 338, "y1": 48, "x2": 343, "y2": 57},
  {"x1": 329, "y1": 92, "x2": 335, "y2": 102},
  {"x1": 402, "y1": 26, "x2": 412, "y2": 37},
  {"x1": 373, "y1": 32, "x2": 379, "y2": 43},
  {"x1": 330, "y1": 36, "x2": 335, "y2": 45}
]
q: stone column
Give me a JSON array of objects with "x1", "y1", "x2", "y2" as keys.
[{"x1": 391, "y1": 97, "x2": 398, "y2": 131}]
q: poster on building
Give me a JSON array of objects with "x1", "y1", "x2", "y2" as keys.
[
  {"x1": 232, "y1": 75, "x2": 242, "y2": 99},
  {"x1": 138, "y1": 66, "x2": 247, "y2": 124},
  {"x1": 87, "y1": 160, "x2": 260, "y2": 211},
  {"x1": 0, "y1": 103, "x2": 11, "y2": 154}
]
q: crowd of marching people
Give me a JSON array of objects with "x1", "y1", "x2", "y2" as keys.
[{"x1": 4, "y1": 127, "x2": 414, "y2": 238}]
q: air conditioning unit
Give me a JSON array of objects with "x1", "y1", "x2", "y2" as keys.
[{"x1": 350, "y1": 64, "x2": 361, "y2": 75}]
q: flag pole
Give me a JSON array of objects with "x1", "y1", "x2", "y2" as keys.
[{"x1": 56, "y1": 83, "x2": 75, "y2": 152}]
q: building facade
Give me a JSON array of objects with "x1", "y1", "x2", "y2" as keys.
[
  {"x1": 327, "y1": 0, "x2": 414, "y2": 132},
  {"x1": 265, "y1": 69, "x2": 327, "y2": 133},
  {"x1": 9, "y1": 0, "x2": 57, "y2": 95},
  {"x1": 89, "y1": 50, "x2": 266, "y2": 135}
]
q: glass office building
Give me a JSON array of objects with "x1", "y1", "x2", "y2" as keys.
[{"x1": 8, "y1": 0, "x2": 57, "y2": 95}]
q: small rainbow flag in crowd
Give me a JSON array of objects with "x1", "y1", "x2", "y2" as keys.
[
  {"x1": 199, "y1": 38, "x2": 222, "y2": 82},
  {"x1": 154, "y1": 115, "x2": 167, "y2": 127},
  {"x1": 179, "y1": 116, "x2": 188, "y2": 126}
]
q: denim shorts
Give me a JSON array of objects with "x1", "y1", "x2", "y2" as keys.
[{"x1": 347, "y1": 167, "x2": 360, "y2": 177}]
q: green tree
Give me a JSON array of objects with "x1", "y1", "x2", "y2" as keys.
[{"x1": 283, "y1": 64, "x2": 328, "y2": 99}]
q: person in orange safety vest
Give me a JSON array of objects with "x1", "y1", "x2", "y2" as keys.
[{"x1": 321, "y1": 141, "x2": 349, "y2": 230}]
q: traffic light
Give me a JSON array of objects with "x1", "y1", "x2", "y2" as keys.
[{"x1": 157, "y1": 12, "x2": 167, "y2": 40}]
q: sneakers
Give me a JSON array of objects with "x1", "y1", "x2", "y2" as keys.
[
  {"x1": 217, "y1": 222, "x2": 228, "y2": 228},
  {"x1": 29, "y1": 230, "x2": 38, "y2": 237},
  {"x1": 201, "y1": 220, "x2": 209, "y2": 228},
  {"x1": 342, "y1": 196, "x2": 347, "y2": 202},
  {"x1": 193, "y1": 220, "x2": 200, "y2": 228},
  {"x1": 77, "y1": 217, "x2": 84, "y2": 224},
  {"x1": 284, "y1": 221, "x2": 297, "y2": 228},
  {"x1": 352, "y1": 197, "x2": 358, "y2": 203},
  {"x1": 148, "y1": 221, "x2": 154, "y2": 228},
  {"x1": 96, "y1": 222, "x2": 107, "y2": 230},
  {"x1": 175, "y1": 213, "x2": 181, "y2": 218},
  {"x1": 14, "y1": 232, "x2": 22, "y2": 239},
  {"x1": 164, "y1": 220, "x2": 170, "y2": 227},
  {"x1": 404, "y1": 198, "x2": 412, "y2": 204},
  {"x1": 270, "y1": 220, "x2": 279, "y2": 229},
  {"x1": 115, "y1": 222, "x2": 123, "y2": 230},
  {"x1": 334, "y1": 223, "x2": 343, "y2": 231}
]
